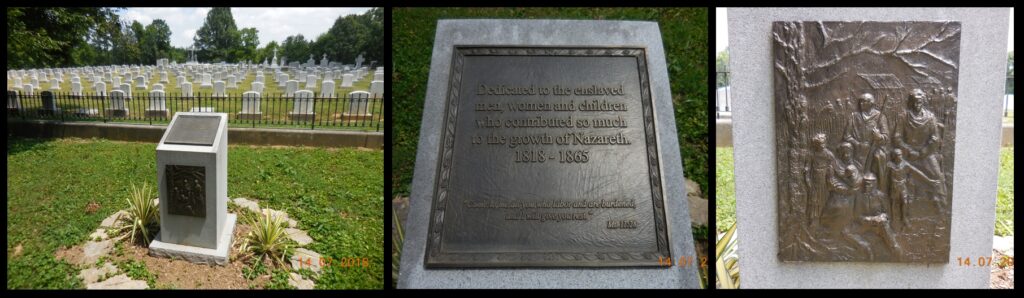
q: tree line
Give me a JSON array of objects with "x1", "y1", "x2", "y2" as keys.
[{"x1": 7, "y1": 7, "x2": 382, "y2": 69}]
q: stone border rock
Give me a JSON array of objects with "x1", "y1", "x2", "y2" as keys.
[
  {"x1": 74, "y1": 197, "x2": 321, "y2": 289},
  {"x1": 72, "y1": 210, "x2": 149, "y2": 289}
]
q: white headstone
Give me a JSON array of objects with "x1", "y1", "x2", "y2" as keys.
[
  {"x1": 153, "y1": 83, "x2": 164, "y2": 91},
  {"x1": 135, "y1": 76, "x2": 147, "y2": 90},
  {"x1": 71, "y1": 82, "x2": 83, "y2": 96},
  {"x1": 292, "y1": 90, "x2": 314, "y2": 114},
  {"x1": 370, "y1": 80, "x2": 383, "y2": 98},
  {"x1": 320, "y1": 80, "x2": 335, "y2": 98},
  {"x1": 341, "y1": 74, "x2": 354, "y2": 87},
  {"x1": 109, "y1": 90, "x2": 127, "y2": 111},
  {"x1": 346, "y1": 91, "x2": 371, "y2": 116},
  {"x1": 22, "y1": 84, "x2": 34, "y2": 96},
  {"x1": 8, "y1": 90, "x2": 21, "y2": 109},
  {"x1": 120, "y1": 83, "x2": 133, "y2": 99},
  {"x1": 147, "y1": 90, "x2": 167, "y2": 111},
  {"x1": 181, "y1": 82, "x2": 193, "y2": 97},
  {"x1": 213, "y1": 81, "x2": 226, "y2": 97},
  {"x1": 306, "y1": 74, "x2": 317, "y2": 89},
  {"x1": 251, "y1": 82, "x2": 264, "y2": 94},
  {"x1": 278, "y1": 73, "x2": 289, "y2": 87},
  {"x1": 374, "y1": 72, "x2": 383, "y2": 81},
  {"x1": 285, "y1": 80, "x2": 298, "y2": 97},
  {"x1": 176, "y1": 75, "x2": 185, "y2": 88},
  {"x1": 94, "y1": 82, "x2": 106, "y2": 96},
  {"x1": 241, "y1": 91, "x2": 261, "y2": 115},
  {"x1": 226, "y1": 75, "x2": 237, "y2": 89},
  {"x1": 49, "y1": 78, "x2": 60, "y2": 91},
  {"x1": 201, "y1": 73, "x2": 213, "y2": 88}
]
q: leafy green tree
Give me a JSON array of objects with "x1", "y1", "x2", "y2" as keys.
[
  {"x1": 7, "y1": 7, "x2": 118, "y2": 68},
  {"x1": 112, "y1": 20, "x2": 143, "y2": 65},
  {"x1": 193, "y1": 7, "x2": 241, "y2": 62},
  {"x1": 239, "y1": 27, "x2": 259, "y2": 62},
  {"x1": 310, "y1": 7, "x2": 381, "y2": 66},
  {"x1": 715, "y1": 48, "x2": 729, "y2": 87},
  {"x1": 281, "y1": 34, "x2": 310, "y2": 64},
  {"x1": 1008, "y1": 51, "x2": 1014, "y2": 94},
  {"x1": 142, "y1": 19, "x2": 172, "y2": 63}
]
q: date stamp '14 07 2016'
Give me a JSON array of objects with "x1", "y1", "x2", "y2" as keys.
[{"x1": 293, "y1": 256, "x2": 371, "y2": 269}]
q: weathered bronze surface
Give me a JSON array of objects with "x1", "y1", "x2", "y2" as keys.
[
  {"x1": 166, "y1": 165, "x2": 207, "y2": 217},
  {"x1": 773, "y1": 21, "x2": 960, "y2": 263},
  {"x1": 164, "y1": 115, "x2": 221, "y2": 146},
  {"x1": 424, "y1": 47, "x2": 671, "y2": 268}
]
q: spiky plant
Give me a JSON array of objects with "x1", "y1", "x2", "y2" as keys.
[
  {"x1": 118, "y1": 183, "x2": 160, "y2": 245},
  {"x1": 716, "y1": 222, "x2": 739, "y2": 289},
  {"x1": 240, "y1": 209, "x2": 294, "y2": 268},
  {"x1": 391, "y1": 203, "x2": 404, "y2": 288}
]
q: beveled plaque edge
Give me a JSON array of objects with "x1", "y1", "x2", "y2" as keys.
[{"x1": 423, "y1": 46, "x2": 672, "y2": 268}]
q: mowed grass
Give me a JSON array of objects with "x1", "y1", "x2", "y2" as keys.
[
  {"x1": 6, "y1": 137, "x2": 383, "y2": 289},
  {"x1": 715, "y1": 147, "x2": 1016, "y2": 236},
  {"x1": 7, "y1": 71, "x2": 385, "y2": 131},
  {"x1": 995, "y1": 147, "x2": 1014, "y2": 236},
  {"x1": 715, "y1": 148, "x2": 736, "y2": 233}
]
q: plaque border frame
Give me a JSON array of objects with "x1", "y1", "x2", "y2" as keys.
[{"x1": 424, "y1": 46, "x2": 672, "y2": 268}]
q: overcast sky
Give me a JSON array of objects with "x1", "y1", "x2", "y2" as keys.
[
  {"x1": 715, "y1": 7, "x2": 1014, "y2": 54},
  {"x1": 117, "y1": 7, "x2": 372, "y2": 48}
]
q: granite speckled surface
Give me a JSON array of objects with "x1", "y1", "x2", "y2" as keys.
[
  {"x1": 729, "y1": 8, "x2": 1009, "y2": 288},
  {"x1": 399, "y1": 19, "x2": 700, "y2": 289}
]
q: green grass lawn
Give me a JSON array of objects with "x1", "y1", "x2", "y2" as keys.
[
  {"x1": 392, "y1": 7, "x2": 709, "y2": 196},
  {"x1": 715, "y1": 148, "x2": 736, "y2": 233},
  {"x1": 6, "y1": 137, "x2": 383, "y2": 289},
  {"x1": 7, "y1": 71, "x2": 384, "y2": 131},
  {"x1": 715, "y1": 147, "x2": 1015, "y2": 236},
  {"x1": 995, "y1": 147, "x2": 1014, "y2": 236}
]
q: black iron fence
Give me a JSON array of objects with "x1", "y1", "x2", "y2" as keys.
[
  {"x1": 6, "y1": 90, "x2": 384, "y2": 131},
  {"x1": 716, "y1": 71, "x2": 730, "y2": 119},
  {"x1": 1005, "y1": 76, "x2": 1014, "y2": 119}
]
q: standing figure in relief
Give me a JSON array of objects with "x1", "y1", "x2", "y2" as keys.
[
  {"x1": 844, "y1": 93, "x2": 889, "y2": 191},
  {"x1": 894, "y1": 88, "x2": 947, "y2": 212},
  {"x1": 805, "y1": 133, "x2": 838, "y2": 229}
]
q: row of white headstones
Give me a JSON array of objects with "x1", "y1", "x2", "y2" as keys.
[
  {"x1": 11, "y1": 67, "x2": 383, "y2": 98},
  {"x1": 9, "y1": 67, "x2": 385, "y2": 116}
]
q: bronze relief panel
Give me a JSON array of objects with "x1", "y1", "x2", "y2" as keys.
[
  {"x1": 166, "y1": 165, "x2": 207, "y2": 218},
  {"x1": 773, "y1": 21, "x2": 959, "y2": 263}
]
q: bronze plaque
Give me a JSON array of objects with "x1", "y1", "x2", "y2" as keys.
[
  {"x1": 164, "y1": 115, "x2": 221, "y2": 146},
  {"x1": 166, "y1": 165, "x2": 207, "y2": 218},
  {"x1": 773, "y1": 21, "x2": 960, "y2": 262},
  {"x1": 425, "y1": 47, "x2": 671, "y2": 268}
]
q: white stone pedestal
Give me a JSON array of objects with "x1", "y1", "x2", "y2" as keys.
[{"x1": 150, "y1": 112, "x2": 235, "y2": 265}]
